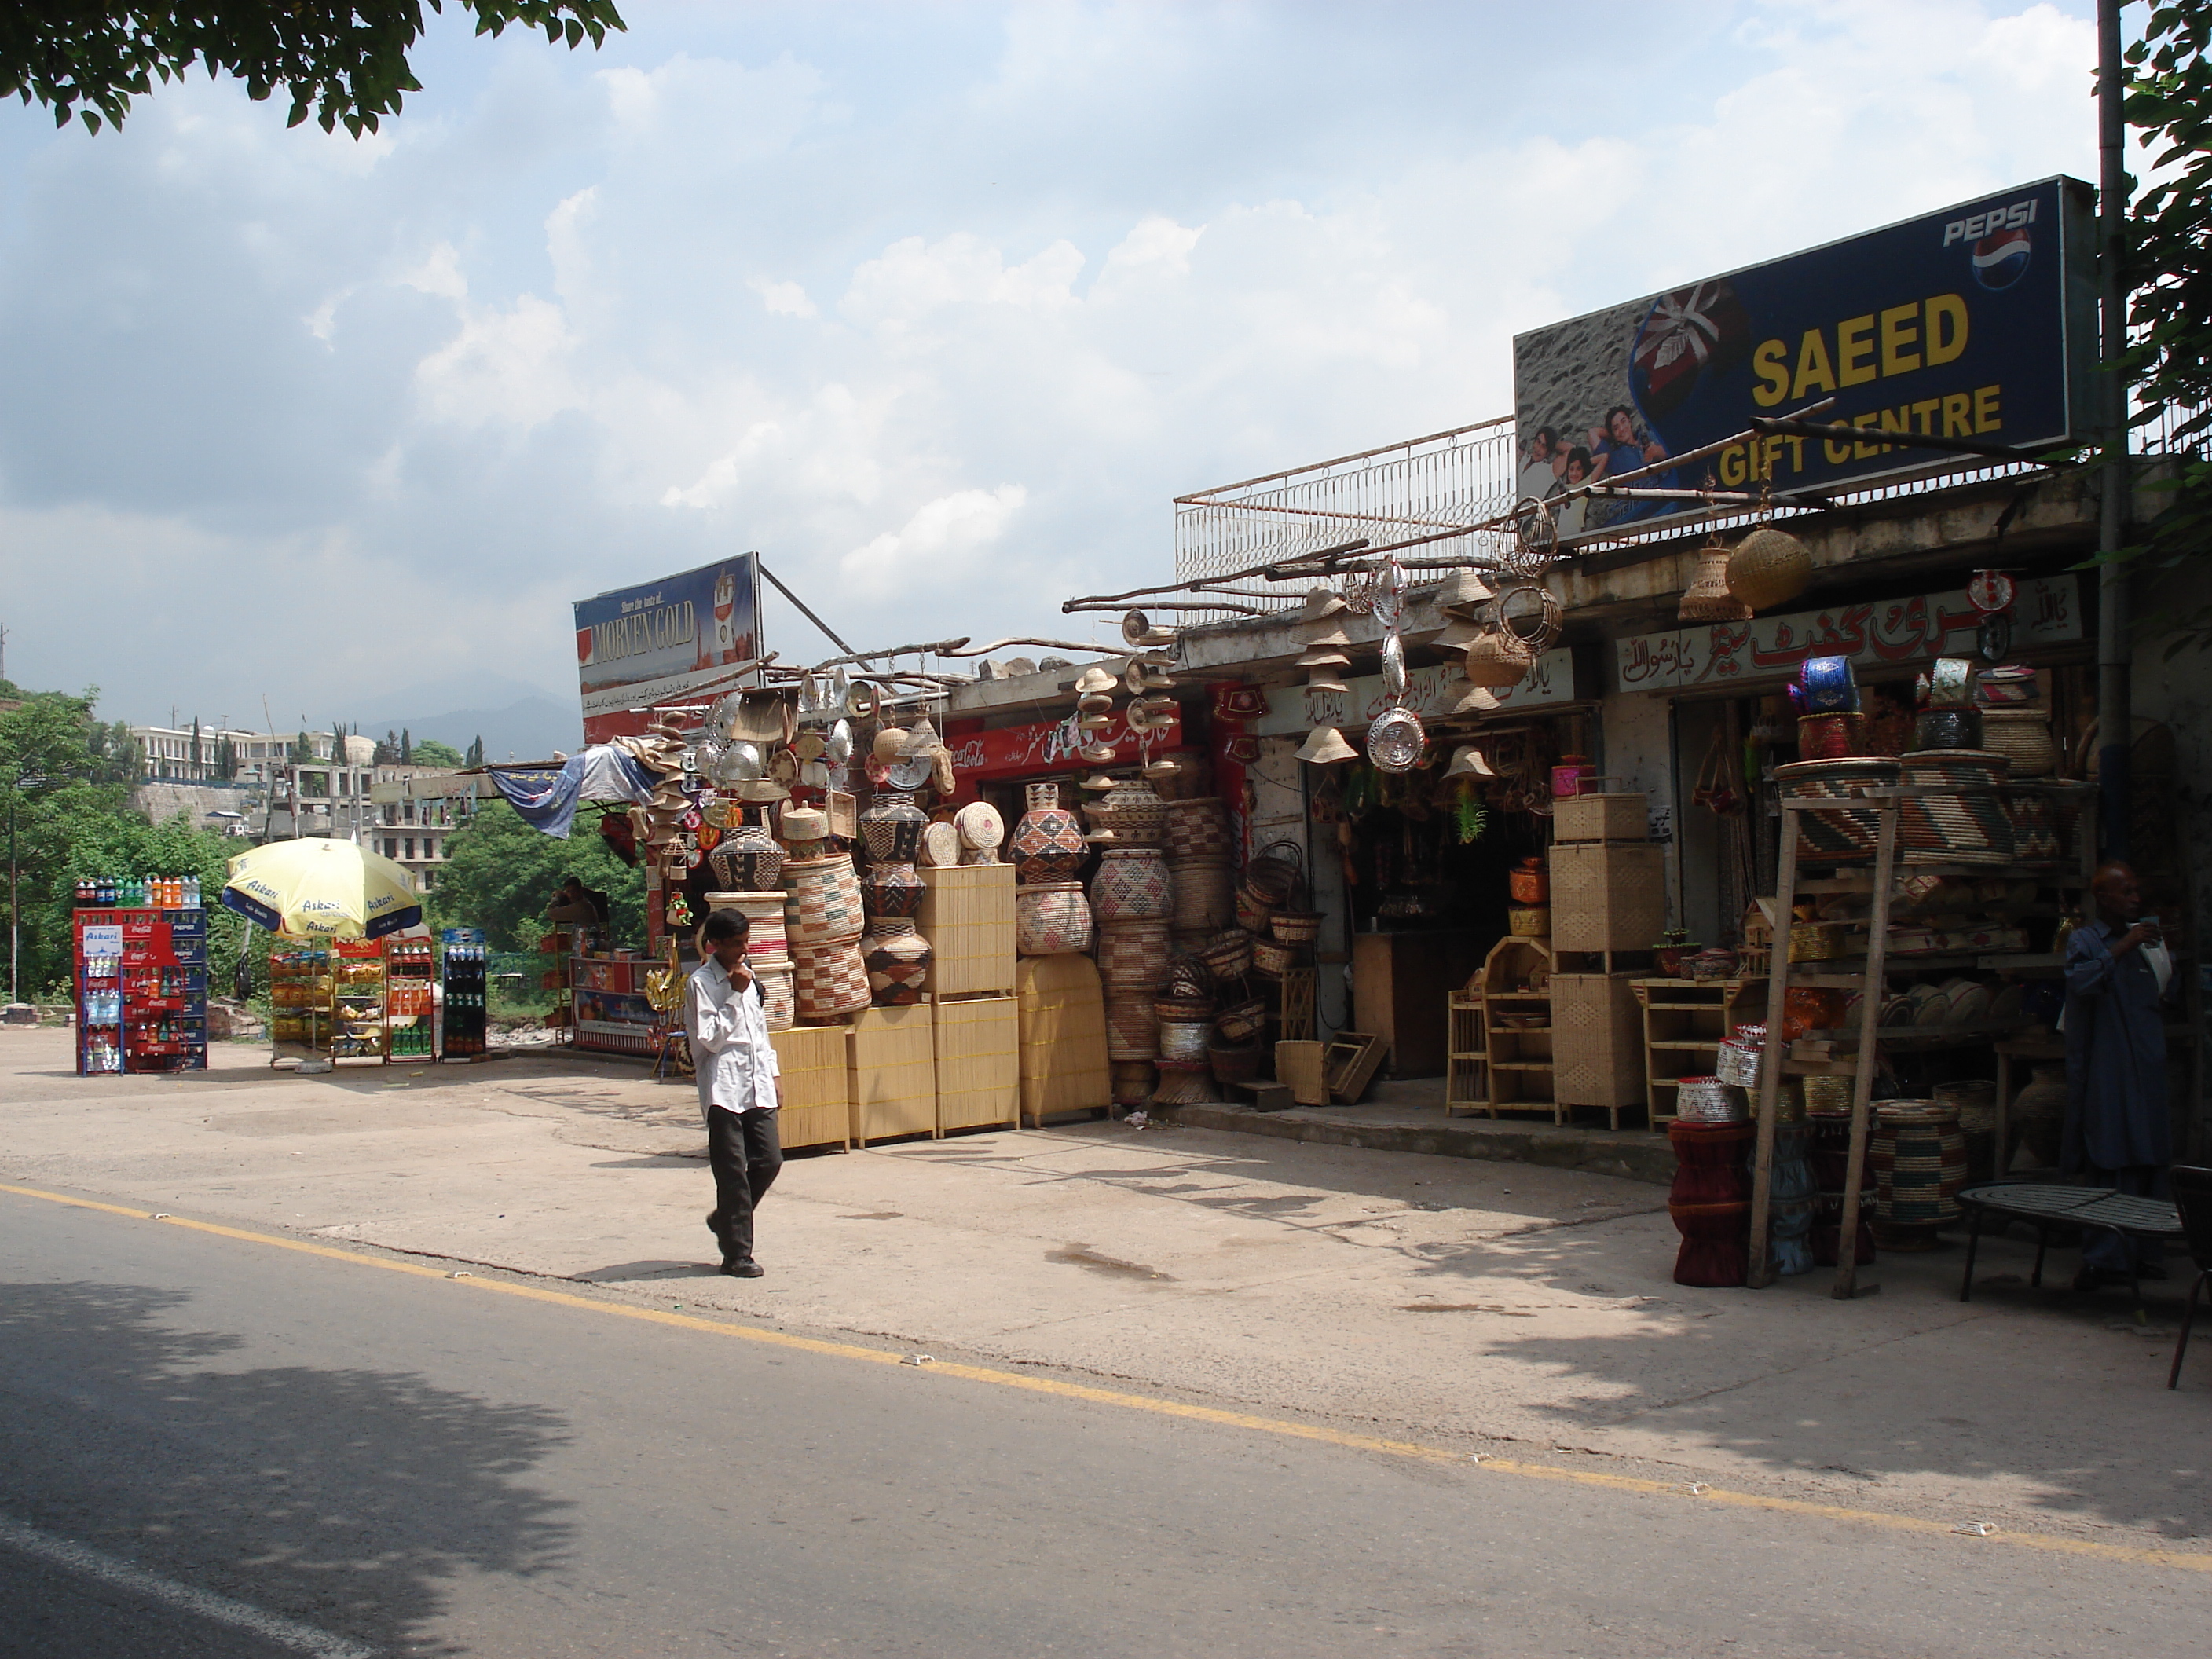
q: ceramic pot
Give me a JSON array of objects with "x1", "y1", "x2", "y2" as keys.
[
  {"x1": 1016, "y1": 881, "x2": 1094, "y2": 955},
  {"x1": 1011, "y1": 783, "x2": 1088, "y2": 884},
  {"x1": 857, "y1": 789, "x2": 928, "y2": 866},
  {"x1": 861, "y1": 917, "x2": 932, "y2": 1005},
  {"x1": 1091, "y1": 847, "x2": 1173, "y2": 921},
  {"x1": 707, "y1": 810, "x2": 786, "y2": 892},
  {"x1": 861, "y1": 859, "x2": 925, "y2": 920}
]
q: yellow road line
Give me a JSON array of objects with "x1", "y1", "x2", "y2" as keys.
[{"x1": 6, "y1": 1179, "x2": 2207, "y2": 1574}]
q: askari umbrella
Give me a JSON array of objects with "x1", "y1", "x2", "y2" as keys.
[{"x1": 221, "y1": 839, "x2": 424, "y2": 940}]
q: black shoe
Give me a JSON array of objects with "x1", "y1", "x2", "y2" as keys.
[
  {"x1": 720, "y1": 1259, "x2": 764, "y2": 1279},
  {"x1": 2071, "y1": 1266, "x2": 2123, "y2": 1292},
  {"x1": 2137, "y1": 1262, "x2": 2169, "y2": 1281}
]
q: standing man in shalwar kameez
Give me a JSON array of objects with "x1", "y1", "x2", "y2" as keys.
[{"x1": 2061, "y1": 862, "x2": 2174, "y2": 1288}]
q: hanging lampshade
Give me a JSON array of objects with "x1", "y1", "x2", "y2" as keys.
[
  {"x1": 1727, "y1": 525, "x2": 1813, "y2": 610},
  {"x1": 1437, "y1": 568, "x2": 1496, "y2": 617},
  {"x1": 1295, "y1": 726, "x2": 1358, "y2": 764},
  {"x1": 1441, "y1": 676, "x2": 1500, "y2": 717},
  {"x1": 1444, "y1": 745, "x2": 1496, "y2": 779},
  {"x1": 1680, "y1": 537, "x2": 1753, "y2": 622}
]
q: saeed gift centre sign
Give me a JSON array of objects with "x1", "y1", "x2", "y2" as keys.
[{"x1": 1614, "y1": 573, "x2": 2081, "y2": 692}]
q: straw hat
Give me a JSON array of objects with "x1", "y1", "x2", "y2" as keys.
[
  {"x1": 1305, "y1": 670, "x2": 1350, "y2": 694},
  {"x1": 901, "y1": 716, "x2": 940, "y2": 757},
  {"x1": 1437, "y1": 569, "x2": 1496, "y2": 614},
  {"x1": 1121, "y1": 609, "x2": 1177, "y2": 647},
  {"x1": 1295, "y1": 647, "x2": 1351, "y2": 668},
  {"x1": 1075, "y1": 665, "x2": 1118, "y2": 695},
  {"x1": 1081, "y1": 773, "x2": 1118, "y2": 792},
  {"x1": 1126, "y1": 695, "x2": 1177, "y2": 732},
  {"x1": 1297, "y1": 587, "x2": 1349, "y2": 622},
  {"x1": 1430, "y1": 616, "x2": 1485, "y2": 651},
  {"x1": 1294, "y1": 726, "x2": 1358, "y2": 764},
  {"x1": 873, "y1": 727, "x2": 908, "y2": 763},
  {"x1": 1078, "y1": 692, "x2": 1115, "y2": 715},
  {"x1": 1297, "y1": 623, "x2": 1352, "y2": 649},
  {"x1": 1444, "y1": 745, "x2": 1496, "y2": 779},
  {"x1": 1443, "y1": 679, "x2": 1502, "y2": 717}
]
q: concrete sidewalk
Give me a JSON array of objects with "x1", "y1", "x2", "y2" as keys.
[{"x1": 2, "y1": 1027, "x2": 2205, "y2": 1555}]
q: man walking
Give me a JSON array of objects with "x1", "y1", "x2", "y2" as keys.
[
  {"x1": 686, "y1": 909, "x2": 783, "y2": 1279},
  {"x1": 2062, "y1": 861, "x2": 2174, "y2": 1289}
]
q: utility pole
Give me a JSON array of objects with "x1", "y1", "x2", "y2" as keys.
[{"x1": 2096, "y1": 0, "x2": 2131, "y2": 861}]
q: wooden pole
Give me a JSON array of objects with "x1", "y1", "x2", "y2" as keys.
[
  {"x1": 1833, "y1": 796, "x2": 1899, "y2": 1299},
  {"x1": 1745, "y1": 800, "x2": 1802, "y2": 1288}
]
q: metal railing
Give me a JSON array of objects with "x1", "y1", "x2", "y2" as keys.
[{"x1": 1171, "y1": 419, "x2": 1518, "y2": 619}]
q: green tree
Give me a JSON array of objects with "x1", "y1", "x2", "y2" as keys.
[
  {"x1": 399, "y1": 727, "x2": 412, "y2": 764},
  {"x1": 2, "y1": 2, "x2": 625, "y2": 137},
  {"x1": 412, "y1": 738, "x2": 463, "y2": 767},
  {"x1": 466, "y1": 734, "x2": 485, "y2": 767},
  {"x1": 429, "y1": 799, "x2": 643, "y2": 950}
]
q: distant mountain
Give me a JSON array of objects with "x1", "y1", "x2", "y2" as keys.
[{"x1": 362, "y1": 693, "x2": 582, "y2": 765}]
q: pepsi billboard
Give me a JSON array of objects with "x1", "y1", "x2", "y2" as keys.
[{"x1": 1512, "y1": 177, "x2": 2095, "y2": 543}]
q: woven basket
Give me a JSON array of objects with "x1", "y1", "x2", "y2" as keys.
[
  {"x1": 1163, "y1": 797, "x2": 1235, "y2": 861},
  {"x1": 1015, "y1": 881, "x2": 1093, "y2": 956},
  {"x1": 1214, "y1": 998, "x2": 1266, "y2": 1042},
  {"x1": 1233, "y1": 884, "x2": 1279, "y2": 935},
  {"x1": 1090, "y1": 848, "x2": 1173, "y2": 921},
  {"x1": 1244, "y1": 842, "x2": 1306, "y2": 906},
  {"x1": 1898, "y1": 750, "x2": 2015, "y2": 867},
  {"x1": 1162, "y1": 953, "x2": 1213, "y2": 1002},
  {"x1": 754, "y1": 958, "x2": 797, "y2": 1032},
  {"x1": 1772, "y1": 758, "x2": 1899, "y2": 863},
  {"x1": 1157, "y1": 1018, "x2": 1211, "y2": 1068},
  {"x1": 1110, "y1": 1060, "x2": 1155, "y2": 1105},
  {"x1": 1096, "y1": 919, "x2": 1171, "y2": 989},
  {"x1": 1269, "y1": 911, "x2": 1322, "y2": 945},
  {"x1": 1154, "y1": 994, "x2": 1215, "y2": 1023},
  {"x1": 1979, "y1": 709, "x2": 2056, "y2": 776},
  {"x1": 1463, "y1": 627, "x2": 1535, "y2": 688},
  {"x1": 1207, "y1": 1038, "x2": 1265, "y2": 1087},
  {"x1": 791, "y1": 939, "x2": 870, "y2": 1020},
  {"x1": 1507, "y1": 906, "x2": 1550, "y2": 936},
  {"x1": 1104, "y1": 991, "x2": 1159, "y2": 1060},
  {"x1": 1726, "y1": 525, "x2": 1812, "y2": 611},
  {"x1": 1933, "y1": 1079, "x2": 1998, "y2": 1134},
  {"x1": 2005, "y1": 792, "x2": 2061, "y2": 862},
  {"x1": 1199, "y1": 928, "x2": 1254, "y2": 981},
  {"x1": 1679, "y1": 540, "x2": 1752, "y2": 621},
  {"x1": 1796, "y1": 713, "x2": 1866, "y2": 761},
  {"x1": 1170, "y1": 858, "x2": 1235, "y2": 932},
  {"x1": 1251, "y1": 936, "x2": 1298, "y2": 980},
  {"x1": 782, "y1": 854, "x2": 866, "y2": 945}
]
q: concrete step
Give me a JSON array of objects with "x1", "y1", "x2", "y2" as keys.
[{"x1": 1159, "y1": 1076, "x2": 1675, "y2": 1185}]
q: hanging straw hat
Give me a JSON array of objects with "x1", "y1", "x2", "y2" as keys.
[
  {"x1": 1295, "y1": 647, "x2": 1352, "y2": 668},
  {"x1": 1075, "y1": 665, "x2": 1118, "y2": 695},
  {"x1": 1306, "y1": 669, "x2": 1350, "y2": 694},
  {"x1": 1081, "y1": 772, "x2": 1118, "y2": 792},
  {"x1": 1297, "y1": 587, "x2": 1349, "y2": 622},
  {"x1": 1444, "y1": 745, "x2": 1497, "y2": 779},
  {"x1": 1443, "y1": 679, "x2": 1502, "y2": 717},
  {"x1": 1430, "y1": 616, "x2": 1485, "y2": 651},
  {"x1": 1294, "y1": 726, "x2": 1358, "y2": 764},
  {"x1": 1437, "y1": 568, "x2": 1496, "y2": 615},
  {"x1": 1297, "y1": 621, "x2": 1352, "y2": 649},
  {"x1": 901, "y1": 716, "x2": 940, "y2": 757}
]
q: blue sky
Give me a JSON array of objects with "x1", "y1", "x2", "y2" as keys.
[{"x1": 0, "y1": 0, "x2": 2104, "y2": 734}]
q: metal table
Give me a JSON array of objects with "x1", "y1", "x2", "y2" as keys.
[{"x1": 1957, "y1": 1181, "x2": 2185, "y2": 1313}]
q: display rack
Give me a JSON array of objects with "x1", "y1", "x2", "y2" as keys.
[
  {"x1": 331, "y1": 939, "x2": 386, "y2": 1061},
  {"x1": 1632, "y1": 977, "x2": 1770, "y2": 1124},
  {"x1": 385, "y1": 939, "x2": 438, "y2": 1060},
  {"x1": 571, "y1": 952, "x2": 653, "y2": 1055},
  {"x1": 75, "y1": 903, "x2": 209, "y2": 1075},
  {"x1": 1446, "y1": 936, "x2": 1557, "y2": 1121},
  {"x1": 269, "y1": 944, "x2": 334, "y2": 1064},
  {"x1": 444, "y1": 943, "x2": 488, "y2": 1057}
]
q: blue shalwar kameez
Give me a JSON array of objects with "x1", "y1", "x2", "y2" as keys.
[{"x1": 2060, "y1": 919, "x2": 2173, "y2": 1273}]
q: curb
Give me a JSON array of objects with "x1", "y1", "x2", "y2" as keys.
[{"x1": 1159, "y1": 1101, "x2": 1675, "y2": 1185}]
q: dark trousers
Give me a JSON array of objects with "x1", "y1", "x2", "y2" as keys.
[
  {"x1": 2081, "y1": 1164, "x2": 2166, "y2": 1273},
  {"x1": 705, "y1": 1106, "x2": 782, "y2": 1264}
]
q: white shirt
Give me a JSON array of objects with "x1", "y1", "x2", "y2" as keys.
[{"x1": 685, "y1": 958, "x2": 781, "y2": 1114}]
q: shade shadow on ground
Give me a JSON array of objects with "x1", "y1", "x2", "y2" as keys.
[{"x1": 0, "y1": 1280, "x2": 574, "y2": 1654}]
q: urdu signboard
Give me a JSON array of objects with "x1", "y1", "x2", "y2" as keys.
[
  {"x1": 574, "y1": 555, "x2": 762, "y2": 744},
  {"x1": 1613, "y1": 574, "x2": 2082, "y2": 694},
  {"x1": 1513, "y1": 178, "x2": 2095, "y2": 544}
]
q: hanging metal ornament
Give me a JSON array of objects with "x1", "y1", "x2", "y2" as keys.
[
  {"x1": 1339, "y1": 566, "x2": 1379, "y2": 617},
  {"x1": 1372, "y1": 558, "x2": 1408, "y2": 630},
  {"x1": 1379, "y1": 632, "x2": 1408, "y2": 699},
  {"x1": 1976, "y1": 611, "x2": 2013, "y2": 663},
  {"x1": 1366, "y1": 706, "x2": 1427, "y2": 773}
]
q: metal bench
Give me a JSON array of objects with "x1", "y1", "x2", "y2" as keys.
[{"x1": 1956, "y1": 1181, "x2": 2185, "y2": 1316}]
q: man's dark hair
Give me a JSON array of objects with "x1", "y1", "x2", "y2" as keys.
[
  {"x1": 701, "y1": 909, "x2": 751, "y2": 945},
  {"x1": 559, "y1": 875, "x2": 586, "y2": 895}
]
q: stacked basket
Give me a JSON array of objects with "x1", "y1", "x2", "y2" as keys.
[
  {"x1": 783, "y1": 848, "x2": 872, "y2": 1022},
  {"x1": 1011, "y1": 782, "x2": 1093, "y2": 957},
  {"x1": 1163, "y1": 796, "x2": 1236, "y2": 954}
]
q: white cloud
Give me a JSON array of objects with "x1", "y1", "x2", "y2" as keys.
[
  {"x1": 414, "y1": 292, "x2": 583, "y2": 428},
  {"x1": 839, "y1": 485, "x2": 1028, "y2": 599},
  {"x1": 753, "y1": 278, "x2": 817, "y2": 318},
  {"x1": 840, "y1": 233, "x2": 1086, "y2": 330}
]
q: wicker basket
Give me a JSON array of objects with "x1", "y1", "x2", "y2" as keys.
[
  {"x1": 1897, "y1": 750, "x2": 2015, "y2": 867},
  {"x1": 1679, "y1": 539, "x2": 1752, "y2": 622},
  {"x1": 1170, "y1": 858, "x2": 1235, "y2": 933},
  {"x1": 1199, "y1": 928, "x2": 1254, "y2": 981},
  {"x1": 782, "y1": 854, "x2": 866, "y2": 946},
  {"x1": 1251, "y1": 936, "x2": 1298, "y2": 980},
  {"x1": 1207, "y1": 1038, "x2": 1265, "y2": 1088},
  {"x1": 1163, "y1": 797, "x2": 1235, "y2": 861},
  {"x1": 1548, "y1": 841, "x2": 1665, "y2": 952},
  {"x1": 1110, "y1": 1060, "x2": 1155, "y2": 1106},
  {"x1": 1233, "y1": 884, "x2": 1279, "y2": 936},
  {"x1": 1214, "y1": 998, "x2": 1267, "y2": 1042},
  {"x1": 1096, "y1": 919, "x2": 1172, "y2": 989},
  {"x1": 1090, "y1": 847, "x2": 1173, "y2": 921},
  {"x1": 1104, "y1": 991, "x2": 1159, "y2": 1060},
  {"x1": 1463, "y1": 627, "x2": 1535, "y2": 688},
  {"x1": 1269, "y1": 911, "x2": 1322, "y2": 945},
  {"x1": 1015, "y1": 881, "x2": 1093, "y2": 956},
  {"x1": 1551, "y1": 791, "x2": 1647, "y2": 843},
  {"x1": 792, "y1": 939, "x2": 870, "y2": 1020},
  {"x1": 1772, "y1": 758, "x2": 1900, "y2": 862},
  {"x1": 754, "y1": 958, "x2": 797, "y2": 1032},
  {"x1": 1244, "y1": 841, "x2": 1306, "y2": 906},
  {"x1": 1157, "y1": 1018, "x2": 1211, "y2": 1069},
  {"x1": 1726, "y1": 525, "x2": 1812, "y2": 610},
  {"x1": 1979, "y1": 709, "x2": 2056, "y2": 777},
  {"x1": 1507, "y1": 905, "x2": 1550, "y2": 937}
]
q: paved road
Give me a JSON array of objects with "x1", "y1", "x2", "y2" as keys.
[{"x1": 2, "y1": 1187, "x2": 2201, "y2": 1657}]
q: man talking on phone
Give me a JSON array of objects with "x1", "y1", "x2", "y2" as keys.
[
  {"x1": 2061, "y1": 862, "x2": 2174, "y2": 1289},
  {"x1": 686, "y1": 909, "x2": 783, "y2": 1279}
]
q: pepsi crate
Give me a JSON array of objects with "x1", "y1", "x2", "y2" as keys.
[
  {"x1": 170, "y1": 938, "x2": 207, "y2": 965},
  {"x1": 163, "y1": 910, "x2": 207, "y2": 937}
]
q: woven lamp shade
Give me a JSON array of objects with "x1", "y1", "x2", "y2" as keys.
[
  {"x1": 1463, "y1": 628, "x2": 1535, "y2": 689},
  {"x1": 1727, "y1": 526, "x2": 1813, "y2": 611},
  {"x1": 1679, "y1": 540, "x2": 1752, "y2": 622}
]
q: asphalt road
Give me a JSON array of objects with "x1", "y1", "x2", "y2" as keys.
[{"x1": 2, "y1": 1186, "x2": 2202, "y2": 1658}]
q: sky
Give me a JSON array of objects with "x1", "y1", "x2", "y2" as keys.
[{"x1": 0, "y1": 0, "x2": 2109, "y2": 737}]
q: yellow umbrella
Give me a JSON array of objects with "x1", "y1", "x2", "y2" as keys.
[{"x1": 220, "y1": 839, "x2": 424, "y2": 940}]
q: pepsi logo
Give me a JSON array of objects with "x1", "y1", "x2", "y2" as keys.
[{"x1": 1971, "y1": 228, "x2": 2031, "y2": 291}]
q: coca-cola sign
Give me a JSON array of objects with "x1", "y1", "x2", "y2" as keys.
[{"x1": 948, "y1": 707, "x2": 1184, "y2": 779}]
